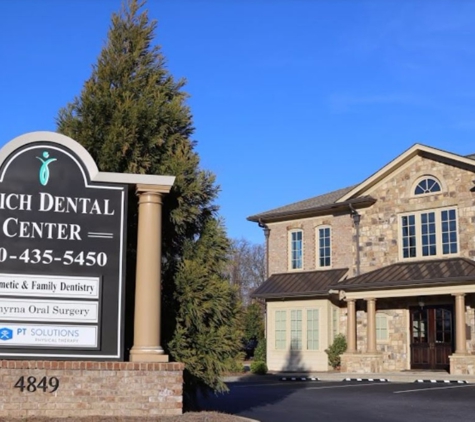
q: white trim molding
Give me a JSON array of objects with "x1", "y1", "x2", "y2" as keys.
[{"x1": 1, "y1": 132, "x2": 175, "y2": 190}]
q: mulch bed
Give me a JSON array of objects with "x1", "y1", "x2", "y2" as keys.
[{"x1": 2, "y1": 413, "x2": 248, "y2": 422}]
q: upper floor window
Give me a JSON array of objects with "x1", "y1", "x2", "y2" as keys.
[
  {"x1": 414, "y1": 177, "x2": 441, "y2": 195},
  {"x1": 289, "y1": 230, "x2": 303, "y2": 270},
  {"x1": 400, "y1": 208, "x2": 458, "y2": 259},
  {"x1": 317, "y1": 226, "x2": 331, "y2": 267}
]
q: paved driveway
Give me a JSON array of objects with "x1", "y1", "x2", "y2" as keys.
[{"x1": 199, "y1": 379, "x2": 475, "y2": 422}]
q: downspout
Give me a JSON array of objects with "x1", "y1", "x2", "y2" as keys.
[
  {"x1": 258, "y1": 219, "x2": 270, "y2": 279},
  {"x1": 349, "y1": 204, "x2": 361, "y2": 276},
  {"x1": 258, "y1": 219, "x2": 270, "y2": 344}
]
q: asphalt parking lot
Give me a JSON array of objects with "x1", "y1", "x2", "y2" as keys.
[{"x1": 199, "y1": 379, "x2": 475, "y2": 422}]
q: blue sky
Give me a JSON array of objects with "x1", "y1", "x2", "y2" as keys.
[{"x1": 2, "y1": 1, "x2": 475, "y2": 244}]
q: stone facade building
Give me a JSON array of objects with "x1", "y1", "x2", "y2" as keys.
[{"x1": 249, "y1": 144, "x2": 475, "y2": 375}]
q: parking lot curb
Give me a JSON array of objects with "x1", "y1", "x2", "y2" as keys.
[
  {"x1": 414, "y1": 379, "x2": 468, "y2": 384},
  {"x1": 343, "y1": 378, "x2": 390, "y2": 382},
  {"x1": 280, "y1": 376, "x2": 320, "y2": 381}
]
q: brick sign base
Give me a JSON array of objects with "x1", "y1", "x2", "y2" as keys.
[{"x1": 0, "y1": 360, "x2": 184, "y2": 418}]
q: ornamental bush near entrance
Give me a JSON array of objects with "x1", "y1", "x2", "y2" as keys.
[{"x1": 325, "y1": 334, "x2": 347, "y2": 369}]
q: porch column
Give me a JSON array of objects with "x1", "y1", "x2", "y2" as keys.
[
  {"x1": 366, "y1": 298, "x2": 377, "y2": 354},
  {"x1": 130, "y1": 186, "x2": 169, "y2": 362},
  {"x1": 454, "y1": 293, "x2": 467, "y2": 355},
  {"x1": 347, "y1": 299, "x2": 357, "y2": 353}
]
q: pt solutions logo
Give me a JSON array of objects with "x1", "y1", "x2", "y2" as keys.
[
  {"x1": 36, "y1": 151, "x2": 57, "y2": 186},
  {"x1": 0, "y1": 327, "x2": 13, "y2": 341}
]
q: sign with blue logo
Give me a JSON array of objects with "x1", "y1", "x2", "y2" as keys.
[
  {"x1": 0, "y1": 133, "x2": 128, "y2": 360},
  {"x1": 0, "y1": 327, "x2": 13, "y2": 341}
]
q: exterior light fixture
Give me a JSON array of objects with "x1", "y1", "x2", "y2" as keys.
[{"x1": 417, "y1": 296, "x2": 426, "y2": 309}]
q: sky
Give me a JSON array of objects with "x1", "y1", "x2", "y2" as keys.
[{"x1": 2, "y1": 0, "x2": 475, "y2": 244}]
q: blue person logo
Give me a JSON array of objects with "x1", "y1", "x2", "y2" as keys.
[
  {"x1": 36, "y1": 151, "x2": 57, "y2": 186},
  {"x1": 0, "y1": 328, "x2": 13, "y2": 341}
]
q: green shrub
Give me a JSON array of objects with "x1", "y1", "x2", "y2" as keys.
[
  {"x1": 250, "y1": 361, "x2": 268, "y2": 375},
  {"x1": 253, "y1": 339, "x2": 266, "y2": 362},
  {"x1": 325, "y1": 334, "x2": 347, "y2": 369},
  {"x1": 226, "y1": 357, "x2": 245, "y2": 374}
]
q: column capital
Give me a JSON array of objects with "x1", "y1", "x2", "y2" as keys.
[
  {"x1": 366, "y1": 298, "x2": 377, "y2": 302},
  {"x1": 136, "y1": 191, "x2": 163, "y2": 206},
  {"x1": 452, "y1": 293, "x2": 466, "y2": 298},
  {"x1": 136, "y1": 183, "x2": 172, "y2": 195}
]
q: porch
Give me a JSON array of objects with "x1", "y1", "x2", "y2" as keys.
[{"x1": 333, "y1": 258, "x2": 475, "y2": 375}]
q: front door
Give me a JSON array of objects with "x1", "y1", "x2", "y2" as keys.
[{"x1": 410, "y1": 306, "x2": 454, "y2": 370}]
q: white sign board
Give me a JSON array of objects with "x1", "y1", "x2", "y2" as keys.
[
  {"x1": 0, "y1": 273, "x2": 99, "y2": 299},
  {"x1": 0, "y1": 298, "x2": 99, "y2": 323},
  {"x1": 0, "y1": 324, "x2": 98, "y2": 348}
]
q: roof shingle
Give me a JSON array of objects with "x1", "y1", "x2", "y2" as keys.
[{"x1": 247, "y1": 185, "x2": 357, "y2": 222}]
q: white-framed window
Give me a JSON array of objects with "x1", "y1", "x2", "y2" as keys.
[
  {"x1": 307, "y1": 309, "x2": 319, "y2": 350},
  {"x1": 400, "y1": 208, "x2": 458, "y2": 259},
  {"x1": 332, "y1": 307, "x2": 339, "y2": 341},
  {"x1": 376, "y1": 313, "x2": 389, "y2": 341},
  {"x1": 317, "y1": 226, "x2": 331, "y2": 268},
  {"x1": 414, "y1": 177, "x2": 441, "y2": 195},
  {"x1": 290, "y1": 310, "x2": 302, "y2": 350},
  {"x1": 275, "y1": 311, "x2": 287, "y2": 350},
  {"x1": 289, "y1": 230, "x2": 303, "y2": 270}
]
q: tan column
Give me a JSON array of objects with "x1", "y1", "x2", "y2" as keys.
[
  {"x1": 454, "y1": 293, "x2": 467, "y2": 355},
  {"x1": 347, "y1": 299, "x2": 357, "y2": 353},
  {"x1": 366, "y1": 298, "x2": 377, "y2": 354},
  {"x1": 130, "y1": 187, "x2": 168, "y2": 362}
]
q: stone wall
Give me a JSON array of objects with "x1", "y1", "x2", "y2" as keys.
[
  {"x1": 0, "y1": 361, "x2": 184, "y2": 418},
  {"x1": 352, "y1": 307, "x2": 408, "y2": 372},
  {"x1": 358, "y1": 155, "x2": 475, "y2": 273},
  {"x1": 341, "y1": 353, "x2": 383, "y2": 373},
  {"x1": 449, "y1": 354, "x2": 475, "y2": 375}
]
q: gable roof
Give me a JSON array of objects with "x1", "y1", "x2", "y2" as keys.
[
  {"x1": 248, "y1": 143, "x2": 475, "y2": 224},
  {"x1": 247, "y1": 185, "x2": 375, "y2": 223},
  {"x1": 337, "y1": 143, "x2": 475, "y2": 202},
  {"x1": 252, "y1": 268, "x2": 348, "y2": 299},
  {"x1": 333, "y1": 258, "x2": 475, "y2": 292}
]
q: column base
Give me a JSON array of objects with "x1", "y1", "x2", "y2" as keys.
[
  {"x1": 130, "y1": 346, "x2": 169, "y2": 362},
  {"x1": 449, "y1": 353, "x2": 475, "y2": 375},
  {"x1": 341, "y1": 352, "x2": 383, "y2": 373}
]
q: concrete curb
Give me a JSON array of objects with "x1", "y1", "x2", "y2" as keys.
[
  {"x1": 223, "y1": 371, "x2": 475, "y2": 385},
  {"x1": 343, "y1": 378, "x2": 389, "y2": 382},
  {"x1": 414, "y1": 379, "x2": 468, "y2": 384}
]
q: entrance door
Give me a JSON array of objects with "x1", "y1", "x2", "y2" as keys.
[{"x1": 410, "y1": 306, "x2": 454, "y2": 370}]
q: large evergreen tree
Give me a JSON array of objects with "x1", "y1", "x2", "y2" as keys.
[{"x1": 57, "y1": 0, "x2": 243, "y2": 398}]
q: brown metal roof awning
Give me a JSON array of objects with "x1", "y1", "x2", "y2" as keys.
[
  {"x1": 333, "y1": 258, "x2": 475, "y2": 292},
  {"x1": 252, "y1": 268, "x2": 348, "y2": 299}
]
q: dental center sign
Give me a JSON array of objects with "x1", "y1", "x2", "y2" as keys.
[{"x1": 0, "y1": 135, "x2": 127, "y2": 360}]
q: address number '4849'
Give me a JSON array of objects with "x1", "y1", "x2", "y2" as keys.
[{"x1": 14, "y1": 376, "x2": 59, "y2": 393}]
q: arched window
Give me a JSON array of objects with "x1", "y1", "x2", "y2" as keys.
[{"x1": 414, "y1": 177, "x2": 441, "y2": 195}]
